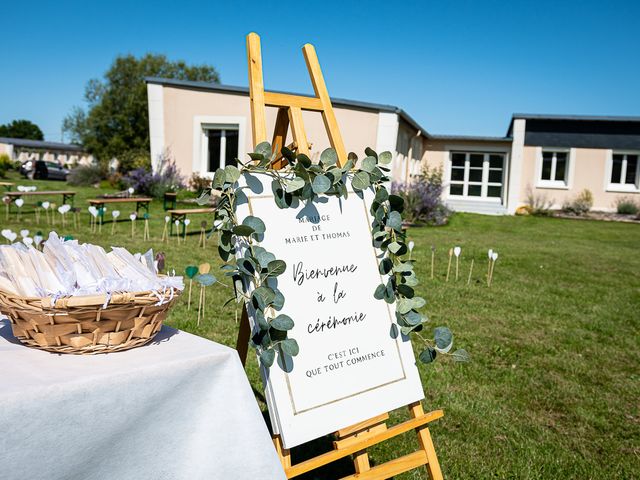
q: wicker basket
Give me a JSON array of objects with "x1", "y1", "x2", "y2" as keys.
[{"x1": 0, "y1": 288, "x2": 180, "y2": 354}]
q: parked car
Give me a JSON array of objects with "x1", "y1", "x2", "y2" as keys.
[{"x1": 20, "y1": 160, "x2": 69, "y2": 181}]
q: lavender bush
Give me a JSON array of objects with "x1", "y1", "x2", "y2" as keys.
[
  {"x1": 125, "y1": 151, "x2": 184, "y2": 198},
  {"x1": 392, "y1": 166, "x2": 451, "y2": 226}
]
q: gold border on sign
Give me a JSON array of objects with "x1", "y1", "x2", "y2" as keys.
[{"x1": 245, "y1": 192, "x2": 407, "y2": 416}]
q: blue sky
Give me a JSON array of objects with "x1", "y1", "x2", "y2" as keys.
[{"x1": 2, "y1": 0, "x2": 639, "y2": 141}]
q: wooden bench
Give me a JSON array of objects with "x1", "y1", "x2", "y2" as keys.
[
  {"x1": 88, "y1": 197, "x2": 153, "y2": 219},
  {"x1": 168, "y1": 208, "x2": 215, "y2": 235},
  {"x1": 163, "y1": 192, "x2": 177, "y2": 211},
  {"x1": 6, "y1": 190, "x2": 76, "y2": 206},
  {"x1": 0, "y1": 182, "x2": 13, "y2": 191}
]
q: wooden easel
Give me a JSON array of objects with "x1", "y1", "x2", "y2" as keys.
[{"x1": 236, "y1": 32, "x2": 445, "y2": 480}]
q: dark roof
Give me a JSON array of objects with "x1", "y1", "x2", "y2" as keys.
[
  {"x1": 507, "y1": 113, "x2": 640, "y2": 136},
  {"x1": 145, "y1": 77, "x2": 431, "y2": 136},
  {"x1": 0, "y1": 137, "x2": 85, "y2": 152},
  {"x1": 507, "y1": 114, "x2": 640, "y2": 150},
  {"x1": 428, "y1": 134, "x2": 512, "y2": 143}
]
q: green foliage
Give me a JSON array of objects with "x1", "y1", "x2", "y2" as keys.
[
  {"x1": 189, "y1": 172, "x2": 212, "y2": 193},
  {"x1": 117, "y1": 149, "x2": 152, "y2": 174},
  {"x1": 615, "y1": 196, "x2": 639, "y2": 215},
  {"x1": 0, "y1": 153, "x2": 12, "y2": 178},
  {"x1": 63, "y1": 53, "x2": 220, "y2": 163},
  {"x1": 200, "y1": 143, "x2": 463, "y2": 369},
  {"x1": 0, "y1": 119, "x2": 44, "y2": 140},
  {"x1": 67, "y1": 163, "x2": 106, "y2": 186},
  {"x1": 524, "y1": 185, "x2": 554, "y2": 216},
  {"x1": 562, "y1": 189, "x2": 593, "y2": 215}
]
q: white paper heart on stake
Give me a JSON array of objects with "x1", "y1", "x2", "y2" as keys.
[
  {"x1": 6, "y1": 231, "x2": 17, "y2": 243},
  {"x1": 488, "y1": 249, "x2": 493, "y2": 259},
  {"x1": 1, "y1": 229, "x2": 13, "y2": 240},
  {"x1": 17, "y1": 185, "x2": 27, "y2": 192},
  {"x1": 492, "y1": 252, "x2": 498, "y2": 261},
  {"x1": 408, "y1": 241, "x2": 415, "y2": 252},
  {"x1": 184, "y1": 219, "x2": 191, "y2": 226},
  {"x1": 20, "y1": 229, "x2": 29, "y2": 238},
  {"x1": 88, "y1": 206, "x2": 98, "y2": 217},
  {"x1": 58, "y1": 205, "x2": 71, "y2": 214},
  {"x1": 22, "y1": 237, "x2": 33, "y2": 246},
  {"x1": 164, "y1": 216, "x2": 170, "y2": 223},
  {"x1": 15, "y1": 199, "x2": 24, "y2": 208},
  {"x1": 29, "y1": 186, "x2": 37, "y2": 192},
  {"x1": 112, "y1": 210, "x2": 120, "y2": 218},
  {"x1": 130, "y1": 213, "x2": 137, "y2": 221},
  {"x1": 174, "y1": 220, "x2": 180, "y2": 226},
  {"x1": 128, "y1": 188, "x2": 134, "y2": 195},
  {"x1": 42, "y1": 201, "x2": 50, "y2": 210},
  {"x1": 34, "y1": 234, "x2": 43, "y2": 246},
  {"x1": 454, "y1": 246, "x2": 461, "y2": 257}
]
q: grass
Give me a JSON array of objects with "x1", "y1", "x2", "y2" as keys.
[{"x1": 1, "y1": 171, "x2": 639, "y2": 479}]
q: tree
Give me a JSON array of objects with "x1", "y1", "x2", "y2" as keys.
[
  {"x1": 63, "y1": 54, "x2": 220, "y2": 165},
  {"x1": 0, "y1": 119, "x2": 44, "y2": 140}
]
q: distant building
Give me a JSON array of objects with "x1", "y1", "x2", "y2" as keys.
[
  {"x1": 0, "y1": 137, "x2": 93, "y2": 167},
  {"x1": 146, "y1": 77, "x2": 639, "y2": 214}
]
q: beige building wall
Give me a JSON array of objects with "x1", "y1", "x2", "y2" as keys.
[
  {"x1": 519, "y1": 146, "x2": 639, "y2": 211},
  {"x1": 161, "y1": 86, "x2": 380, "y2": 177}
]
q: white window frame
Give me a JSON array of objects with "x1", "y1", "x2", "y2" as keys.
[
  {"x1": 446, "y1": 149, "x2": 507, "y2": 203},
  {"x1": 604, "y1": 150, "x2": 640, "y2": 193},
  {"x1": 535, "y1": 147, "x2": 575, "y2": 189},
  {"x1": 192, "y1": 115, "x2": 246, "y2": 178}
]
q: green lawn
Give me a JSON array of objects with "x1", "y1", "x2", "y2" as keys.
[{"x1": 1, "y1": 171, "x2": 639, "y2": 479}]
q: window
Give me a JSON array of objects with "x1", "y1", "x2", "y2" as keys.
[
  {"x1": 449, "y1": 152, "x2": 505, "y2": 200},
  {"x1": 540, "y1": 150, "x2": 568, "y2": 185},
  {"x1": 609, "y1": 152, "x2": 639, "y2": 190},
  {"x1": 206, "y1": 127, "x2": 239, "y2": 172}
]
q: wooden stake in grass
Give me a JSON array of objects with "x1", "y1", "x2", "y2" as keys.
[
  {"x1": 130, "y1": 212, "x2": 137, "y2": 238},
  {"x1": 3, "y1": 196, "x2": 10, "y2": 221},
  {"x1": 73, "y1": 208, "x2": 79, "y2": 230},
  {"x1": 487, "y1": 249, "x2": 493, "y2": 286},
  {"x1": 174, "y1": 220, "x2": 181, "y2": 244},
  {"x1": 111, "y1": 210, "x2": 120, "y2": 234},
  {"x1": 35, "y1": 202, "x2": 41, "y2": 223},
  {"x1": 184, "y1": 266, "x2": 198, "y2": 311},
  {"x1": 430, "y1": 245, "x2": 436, "y2": 279},
  {"x1": 15, "y1": 198, "x2": 23, "y2": 222},
  {"x1": 408, "y1": 240, "x2": 415, "y2": 260},
  {"x1": 488, "y1": 252, "x2": 499, "y2": 287},
  {"x1": 467, "y1": 258, "x2": 475, "y2": 286},
  {"x1": 143, "y1": 213, "x2": 150, "y2": 241},
  {"x1": 195, "y1": 263, "x2": 216, "y2": 326},
  {"x1": 42, "y1": 201, "x2": 50, "y2": 225},
  {"x1": 50, "y1": 203, "x2": 56, "y2": 225},
  {"x1": 453, "y1": 246, "x2": 461, "y2": 281},
  {"x1": 58, "y1": 205, "x2": 71, "y2": 228},
  {"x1": 183, "y1": 218, "x2": 191, "y2": 242},
  {"x1": 446, "y1": 248, "x2": 453, "y2": 282},
  {"x1": 161, "y1": 216, "x2": 170, "y2": 243}
]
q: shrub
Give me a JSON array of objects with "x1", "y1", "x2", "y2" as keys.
[
  {"x1": 391, "y1": 166, "x2": 451, "y2": 226},
  {"x1": 189, "y1": 172, "x2": 211, "y2": 193},
  {"x1": 67, "y1": 163, "x2": 106, "y2": 186},
  {"x1": 117, "y1": 149, "x2": 152, "y2": 174},
  {"x1": 615, "y1": 197, "x2": 639, "y2": 215},
  {"x1": 562, "y1": 189, "x2": 593, "y2": 215},
  {"x1": 0, "y1": 153, "x2": 11, "y2": 178},
  {"x1": 524, "y1": 186, "x2": 554, "y2": 216},
  {"x1": 125, "y1": 152, "x2": 184, "y2": 199}
]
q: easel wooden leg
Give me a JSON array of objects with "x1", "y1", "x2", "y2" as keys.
[
  {"x1": 247, "y1": 32, "x2": 268, "y2": 145},
  {"x1": 409, "y1": 402, "x2": 443, "y2": 480},
  {"x1": 272, "y1": 107, "x2": 290, "y2": 169},
  {"x1": 287, "y1": 106, "x2": 310, "y2": 157},
  {"x1": 235, "y1": 307, "x2": 251, "y2": 366},
  {"x1": 273, "y1": 435, "x2": 292, "y2": 470}
]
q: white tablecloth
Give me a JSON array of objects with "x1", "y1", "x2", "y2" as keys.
[{"x1": 0, "y1": 320, "x2": 286, "y2": 480}]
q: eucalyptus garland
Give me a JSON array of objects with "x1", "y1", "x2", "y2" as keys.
[{"x1": 199, "y1": 143, "x2": 469, "y2": 369}]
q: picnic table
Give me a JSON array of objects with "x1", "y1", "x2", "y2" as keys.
[
  {"x1": 168, "y1": 208, "x2": 215, "y2": 234},
  {"x1": 88, "y1": 197, "x2": 153, "y2": 220},
  {"x1": 163, "y1": 192, "x2": 177, "y2": 211},
  {"x1": 6, "y1": 190, "x2": 76, "y2": 206},
  {"x1": 0, "y1": 182, "x2": 13, "y2": 191}
]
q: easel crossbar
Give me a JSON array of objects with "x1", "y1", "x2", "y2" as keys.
[
  {"x1": 285, "y1": 409, "x2": 444, "y2": 478},
  {"x1": 340, "y1": 450, "x2": 427, "y2": 480}
]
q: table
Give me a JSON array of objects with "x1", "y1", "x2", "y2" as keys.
[
  {"x1": 88, "y1": 197, "x2": 153, "y2": 220},
  {"x1": 6, "y1": 190, "x2": 76, "y2": 206},
  {"x1": 0, "y1": 320, "x2": 286, "y2": 480},
  {"x1": 168, "y1": 208, "x2": 215, "y2": 235},
  {"x1": 0, "y1": 181, "x2": 13, "y2": 191},
  {"x1": 163, "y1": 191, "x2": 178, "y2": 211}
]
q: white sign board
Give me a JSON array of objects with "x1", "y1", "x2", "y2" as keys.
[{"x1": 236, "y1": 177, "x2": 424, "y2": 448}]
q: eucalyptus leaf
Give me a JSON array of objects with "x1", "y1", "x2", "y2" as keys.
[
  {"x1": 260, "y1": 348, "x2": 276, "y2": 367},
  {"x1": 285, "y1": 176, "x2": 306, "y2": 193},
  {"x1": 364, "y1": 147, "x2": 378, "y2": 159},
  {"x1": 419, "y1": 347, "x2": 437, "y2": 364},
  {"x1": 378, "y1": 151, "x2": 392, "y2": 165},
  {"x1": 242, "y1": 216, "x2": 266, "y2": 234},
  {"x1": 352, "y1": 171, "x2": 371, "y2": 191},
  {"x1": 361, "y1": 156, "x2": 377, "y2": 173},
  {"x1": 386, "y1": 211, "x2": 403, "y2": 231},
  {"x1": 271, "y1": 314, "x2": 294, "y2": 331},
  {"x1": 374, "y1": 283, "x2": 386, "y2": 300},
  {"x1": 320, "y1": 148, "x2": 338, "y2": 167},
  {"x1": 280, "y1": 338, "x2": 300, "y2": 356},
  {"x1": 312, "y1": 174, "x2": 331, "y2": 194},
  {"x1": 233, "y1": 225, "x2": 255, "y2": 236},
  {"x1": 224, "y1": 165, "x2": 241, "y2": 184},
  {"x1": 255, "y1": 142, "x2": 272, "y2": 159},
  {"x1": 434, "y1": 326, "x2": 453, "y2": 352},
  {"x1": 451, "y1": 349, "x2": 471, "y2": 362},
  {"x1": 266, "y1": 259, "x2": 287, "y2": 277},
  {"x1": 195, "y1": 273, "x2": 217, "y2": 286},
  {"x1": 213, "y1": 168, "x2": 226, "y2": 189}
]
